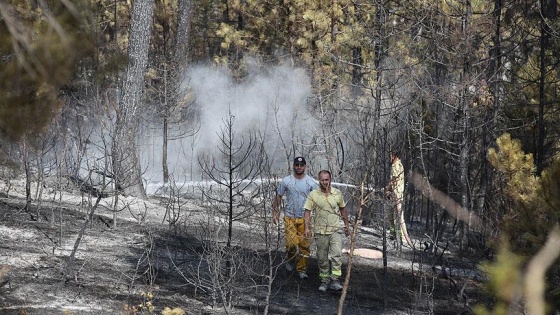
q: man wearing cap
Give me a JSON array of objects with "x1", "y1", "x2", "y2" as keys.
[{"x1": 272, "y1": 156, "x2": 318, "y2": 279}]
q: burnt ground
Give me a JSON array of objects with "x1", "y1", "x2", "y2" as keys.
[{"x1": 0, "y1": 183, "x2": 492, "y2": 315}]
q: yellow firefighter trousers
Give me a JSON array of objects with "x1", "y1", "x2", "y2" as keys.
[{"x1": 284, "y1": 217, "x2": 311, "y2": 272}]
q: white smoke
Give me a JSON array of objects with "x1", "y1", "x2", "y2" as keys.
[
  {"x1": 187, "y1": 63, "x2": 313, "y2": 152},
  {"x1": 141, "y1": 62, "x2": 318, "y2": 186}
]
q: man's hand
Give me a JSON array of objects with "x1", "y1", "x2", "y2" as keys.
[
  {"x1": 343, "y1": 226, "x2": 350, "y2": 237},
  {"x1": 385, "y1": 187, "x2": 392, "y2": 199},
  {"x1": 304, "y1": 227, "x2": 311, "y2": 238}
]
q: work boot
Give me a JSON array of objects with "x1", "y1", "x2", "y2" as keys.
[
  {"x1": 285, "y1": 262, "x2": 294, "y2": 272},
  {"x1": 329, "y1": 279, "x2": 343, "y2": 291},
  {"x1": 298, "y1": 271, "x2": 308, "y2": 279},
  {"x1": 318, "y1": 281, "x2": 329, "y2": 292}
]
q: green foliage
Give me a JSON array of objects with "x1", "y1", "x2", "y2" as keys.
[
  {"x1": 488, "y1": 133, "x2": 560, "y2": 256},
  {"x1": 0, "y1": 0, "x2": 93, "y2": 141},
  {"x1": 487, "y1": 133, "x2": 560, "y2": 311},
  {"x1": 498, "y1": 0, "x2": 560, "y2": 170},
  {"x1": 475, "y1": 240, "x2": 523, "y2": 315},
  {"x1": 488, "y1": 133, "x2": 539, "y2": 203},
  {"x1": 214, "y1": 0, "x2": 381, "y2": 88}
]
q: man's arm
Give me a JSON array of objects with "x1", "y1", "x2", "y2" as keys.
[
  {"x1": 340, "y1": 207, "x2": 350, "y2": 237},
  {"x1": 304, "y1": 209, "x2": 312, "y2": 238},
  {"x1": 272, "y1": 193, "x2": 282, "y2": 224}
]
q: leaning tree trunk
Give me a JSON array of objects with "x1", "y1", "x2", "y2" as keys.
[{"x1": 113, "y1": 0, "x2": 154, "y2": 199}]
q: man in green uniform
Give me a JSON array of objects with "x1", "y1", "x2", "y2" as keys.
[{"x1": 303, "y1": 170, "x2": 350, "y2": 292}]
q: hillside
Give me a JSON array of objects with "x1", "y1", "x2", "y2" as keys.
[{"x1": 0, "y1": 178, "x2": 490, "y2": 314}]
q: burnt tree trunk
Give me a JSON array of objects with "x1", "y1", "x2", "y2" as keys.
[{"x1": 113, "y1": 0, "x2": 154, "y2": 198}]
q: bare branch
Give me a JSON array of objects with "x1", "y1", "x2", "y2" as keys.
[
  {"x1": 525, "y1": 226, "x2": 560, "y2": 315},
  {"x1": 409, "y1": 171, "x2": 483, "y2": 230}
]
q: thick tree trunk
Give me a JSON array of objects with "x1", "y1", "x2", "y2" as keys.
[
  {"x1": 113, "y1": 0, "x2": 154, "y2": 199},
  {"x1": 174, "y1": 0, "x2": 193, "y2": 72}
]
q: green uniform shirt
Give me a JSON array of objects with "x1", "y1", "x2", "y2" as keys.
[{"x1": 304, "y1": 187, "x2": 346, "y2": 235}]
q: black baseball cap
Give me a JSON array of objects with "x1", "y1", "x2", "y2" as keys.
[{"x1": 294, "y1": 157, "x2": 306, "y2": 165}]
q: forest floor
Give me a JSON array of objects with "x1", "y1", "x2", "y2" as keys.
[{"x1": 0, "y1": 177, "x2": 492, "y2": 315}]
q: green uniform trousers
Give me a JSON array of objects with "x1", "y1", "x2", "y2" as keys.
[{"x1": 315, "y1": 232, "x2": 343, "y2": 282}]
